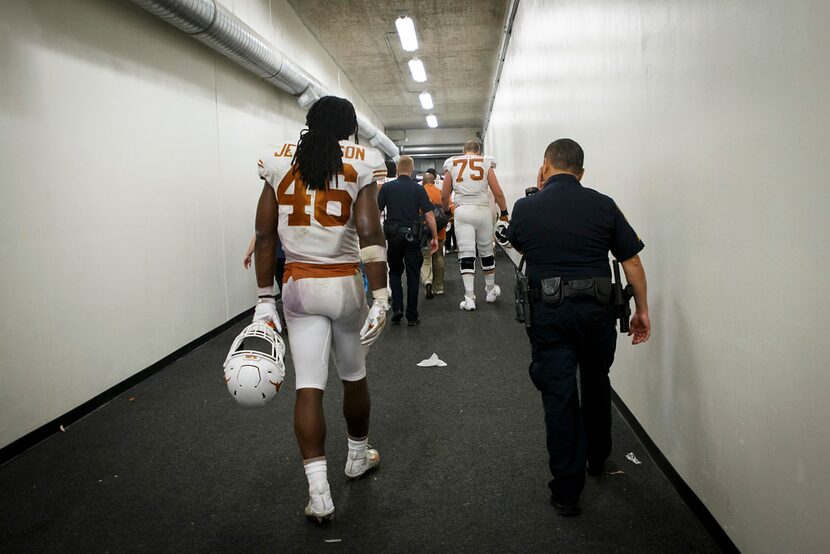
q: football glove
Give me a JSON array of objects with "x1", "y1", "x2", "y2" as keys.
[
  {"x1": 253, "y1": 286, "x2": 283, "y2": 334},
  {"x1": 360, "y1": 290, "x2": 390, "y2": 347}
]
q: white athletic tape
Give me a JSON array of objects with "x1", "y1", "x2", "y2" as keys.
[
  {"x1": 257, "y1": 285, "x2": 276, "y2": 299},
  {"x1": 371, "y1": 288, "x2": 389, "y2": 306},
  {"x1": 360, "y1": 245, "x2": 387, "y2": 264}
]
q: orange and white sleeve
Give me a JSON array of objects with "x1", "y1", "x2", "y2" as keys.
[
  {"x1": 257, "y1": 148, "x2": 281, "y2": 190},
  {"x1": 361, "y1": 147, "x2": 388, "y2": 189},
  {"x1": 442, "y1": 157, "x2": 454, "y2": 178}
]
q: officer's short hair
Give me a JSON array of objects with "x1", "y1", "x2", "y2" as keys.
[
  {"x1": 422, "y1": 172, "x2": 435, "y2": 184},
  {"x1": 397, "y1": 155, "x2": 414, "y2": 174},
  {"x1": 545, "y1": 139, "x2": 584, "y2": 172},
  {"x1": 463, "y1": 141, "x2": 481, "y2": 154}
]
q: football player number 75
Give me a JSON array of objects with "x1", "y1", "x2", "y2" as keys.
[
  {"x1": 453, "y1": 158, "x2": 484, "y2": 182},
  {"x1": 277, "y1": 164, "x2": 356, "y2": 227}
]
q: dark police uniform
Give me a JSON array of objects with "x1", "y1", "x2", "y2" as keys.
[
  {"x1": 378, "y1": 175, "x2": 434, "y2": 322},
  {"x1": 506, "y1": 173, "x2": 644, "y2": 507}
]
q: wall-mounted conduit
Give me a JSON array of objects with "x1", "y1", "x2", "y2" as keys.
[{"x1": 128, "y1": 0, "x2": 400, "y2": 159}]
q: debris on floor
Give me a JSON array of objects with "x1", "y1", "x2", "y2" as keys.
[
  {"x1": 417, "y1": 353, "x2": 447, "y2": 367},
  {"x1": 608, "y1": 470, "x2": 626, "y2": 476},
  {"x1": 324, "y1": 539, "x2": 342, "y2": 543},
  {"x1": 625, "y1": 452, "x2": 642, "y2": 465},
  {"x1": 59, "y1": 425, "x2": 65, "y2": 432}
]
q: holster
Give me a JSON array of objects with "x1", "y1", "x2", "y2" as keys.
[
  {"x1": 613, "y1": 259, "x2": 634, "y2": 333},
  {"x1": 514, "y1": 257, "x2": 531, "y2": 328},
  {"x1": 515, "y1": 271, "x2": 530, "y2": 326}
]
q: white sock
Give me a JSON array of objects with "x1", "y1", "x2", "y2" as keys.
[
  {"x1": 348, "y1": 436, "x2": 368, "y2": 458},
  {"x1": 304, "y1": 459, "x2": 329, "y2": 492},
  {"x1": 485, "y1": 274, "x2": 495, "y2": 290},
  {"x1": 462, "y1": 274, "x2": 475, "y2": 296}
]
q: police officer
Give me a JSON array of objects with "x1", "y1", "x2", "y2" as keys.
[
  {"x1": 506, "y1": 139, "x2": 651, "y2": 517},
  {"x1": 378, "y1": 155, "x2": 438, "y2": 325}
]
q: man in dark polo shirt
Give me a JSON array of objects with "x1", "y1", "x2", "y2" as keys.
[
  {"x1": 378, "y1": 156, "x2": 438, "y2": 325},
  {"x1": 506, "y1": 138, "x2": 651, "y2": 517}
]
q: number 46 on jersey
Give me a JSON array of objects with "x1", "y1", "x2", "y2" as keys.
[{"x1": 276, "y1": 165, "x2": 357, "y2": 228}]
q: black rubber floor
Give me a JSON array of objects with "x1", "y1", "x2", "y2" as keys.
[{"x1": 0, "y1": 251, "x2": 718, "y2": 553}]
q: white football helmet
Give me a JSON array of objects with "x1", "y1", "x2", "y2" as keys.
[
  {"x1": 494, "y1": 220, "x2": 510, "y2": 247},
  {"x1": 223, "y1": 321, "x2": 286, "y2": 407}
]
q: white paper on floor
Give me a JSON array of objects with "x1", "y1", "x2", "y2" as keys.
[
  {"x1": 417, "y1": 353, "x2": 447, "y2": 367},
  {"x1": 625, "y1": 452, "x2": 642, "y2": 465}
]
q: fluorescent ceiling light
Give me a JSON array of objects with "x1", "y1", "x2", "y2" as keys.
[
  {"x1": 408, "y1": 59, "x2": 427, "y2": 82},
  {"x1": 426, "y1": 114, "x2": 438, "y2": 128},
  {"x1": 419, "y1": 92, "x2": 433, "y2": 110},
  {"x1": 395, "y1": 16, "x2": 419, "y2": 52}
]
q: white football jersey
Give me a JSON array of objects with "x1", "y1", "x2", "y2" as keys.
[
  {"x1": 443, "y1": 154, "x2": 497, "y2": 207},
  {"x1": 258, "y1": 140, "x2": 386, "y2": 266}
]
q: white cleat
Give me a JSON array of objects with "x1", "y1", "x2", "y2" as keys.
[
  {"x1": 304, "y1": 486, "x2": 335, "y2": 522},
  {"x1": 345, "y1": 447, "x2": 380, "y2": 479},
  {"x1": 486, "y1": 285, "x2": 501, "y2": 303},
  {"x1": 459, "y1": 295, "x2": 477, "y2": 311}
]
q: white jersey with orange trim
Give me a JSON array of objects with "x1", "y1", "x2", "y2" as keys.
[
  {"x1": 442, "y1": 154, "x2": 496, "y2": 207},
  {"x1": 257, "y1": 139, "x2": 387, "y2": 267}
]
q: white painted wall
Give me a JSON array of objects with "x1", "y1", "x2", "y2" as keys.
[
  {"x1": 485, "y1": 1, "x2": 830, "y2": 552},
  {"x1": 0, "y1": 0, "x2": 382, "y2": 450}
]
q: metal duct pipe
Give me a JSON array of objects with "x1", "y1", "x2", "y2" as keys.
[
  {"x1": 357, "y1": 113, "x2": 398, "y2": 160},
  {"x1": 128, "y1": 0, "x2": 399, "y2": 160},
  {"x1": 399, "y1": 144, "x2": 463, "y2": 155}
]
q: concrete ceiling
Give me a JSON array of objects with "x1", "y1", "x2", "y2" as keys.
[{"x1": 287, "y1": 0, "x2": 510, "y2": 132}]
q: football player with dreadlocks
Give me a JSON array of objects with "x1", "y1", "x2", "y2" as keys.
[{"x1": 254, "y1": 96, "x2": 389, "y2": 522}]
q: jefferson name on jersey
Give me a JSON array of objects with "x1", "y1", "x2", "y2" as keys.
[{"x1": 257, "y1": 140, "x2": 386, "y2": 267}]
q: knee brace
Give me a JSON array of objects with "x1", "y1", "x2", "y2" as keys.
[
  {"x1": 459, "y1": 257, "x2": 476, "y2": 274},
  {"x1": 481, "y1": 255, "x2": 496, "y2": 271}
]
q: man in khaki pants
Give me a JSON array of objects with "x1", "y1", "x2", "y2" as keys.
[{"x1": 421, "y1": 169, "x2": 450, "y2": 298}]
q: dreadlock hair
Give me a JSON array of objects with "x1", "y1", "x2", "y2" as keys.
[{"x1": 292, "y1": 96, "x2": 358, "y2": 191}]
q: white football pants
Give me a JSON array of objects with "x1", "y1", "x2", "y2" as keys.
[
  {"x1": 282, "y1": 273, "x2": 368, "y2": 390},
  {"x1": 454, "y1": 204, "x2": 496, "y2": 261}
]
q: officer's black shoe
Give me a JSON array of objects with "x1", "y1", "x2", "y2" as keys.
[
  {"x1": 391, "y1": 311, "x2": 404, "y2": 323},
  {"x1": 586, "y1": 461, "x2": 605, "y2": 477},
  {"x1": 425, "y1": 283, "x2": 434, "y2": 299},
  {"x1": 407, "y1": 319, "x2": 420, "y2": 326},
  {"x1": 550, "y1": 497, "x2": 581, "y2": 517}
]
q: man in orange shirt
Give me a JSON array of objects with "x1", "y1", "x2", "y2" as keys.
[{"x1": 421, "y1": 169, "x2": 450, "y2": 298}]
